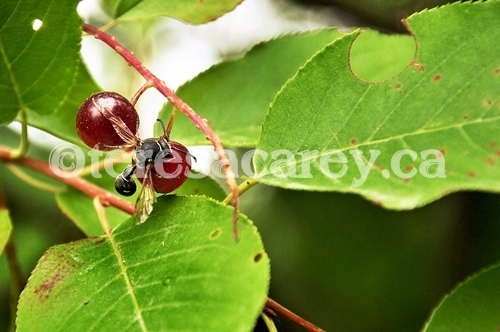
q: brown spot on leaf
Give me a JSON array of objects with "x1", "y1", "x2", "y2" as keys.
[
  {"x1": 34, "y1": 272, "x2": 64, "y2": 302},
  {"x1": 403, "y1": 178, "x2": 411, "y2": 183},
  {"x1": 495, "y1": 68, "x2": 500, "y2": 75},
  {"x1": 438, "y1": 149, "x2": 445, "y2": 158},
  {"x1": 405, "y1": 165, "x2": 414, "y2": 171},
  {"x1": 462, "y1": 114, "x2": 469, "y2": 120},
  {"x1": 253, "y1": 252, "x2": 264, "y2": 263},
  {"x1": 467, "y1": 171, "x2": 476, "y2": 178},
  {"x1": 433, "y1": 75, "x2": 441, "y2": 81},
  {"x1": 490, "y1": 142, "x2": 497, "y2": 148},
  {"x1": 483, "y1": 99, "x2": 493, "y2": 107},
  {"x1": 395, "y1": 83, "x2": 402, "y2": 89},
  {"x1": 350, "y1": 138, "x2": 357, "y2": 145},
  {"x1": 31, "y1": 241, "x2": 91, "y2": 303},
  {"x1": 487, "y1": 158, "x2": 496, "y2": 166},
  {"x1": 496, "y1": 150, "x2": 500, "y2": 157}
]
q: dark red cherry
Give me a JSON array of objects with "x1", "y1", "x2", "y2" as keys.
[
  {"x1": 76, "y1": 91, "x2": 139, "y2": 150},
  {"x1": 137, "y1": 141, "x2": 192, "y2": 193}
]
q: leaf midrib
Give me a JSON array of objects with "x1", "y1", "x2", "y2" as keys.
[
  {"x1": 257, "y1": 114, "x2": 500, "y2": 175},
  {"x1": 0, "y1": 36, "x2": 23, "y2": 111},
  {"x1": 108, "y1": 229, "x2": 148, "y2": 331}
]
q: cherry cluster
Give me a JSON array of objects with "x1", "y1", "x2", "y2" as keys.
[{"x1": 76, "y1": 91, "x2": 193, "y2": 222}]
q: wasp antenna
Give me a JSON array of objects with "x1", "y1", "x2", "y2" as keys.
[{"x1": 156, "y1": 118, "x2": 169, "y2": 141}]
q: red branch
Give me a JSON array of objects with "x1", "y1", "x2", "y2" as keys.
[
  {"x1": 266, "y1": 297, "x2": 325, "y2": 332},
  {"x1": 0, "y1": 148, "x2": 135, "y2": 215},
  {"x1": 81, "y1": 23, "x2": 240, "y2": 240}
]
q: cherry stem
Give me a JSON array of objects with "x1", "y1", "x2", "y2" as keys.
[
  {"x1": 82, "y1": 23, "x2": 240, "y2": 241},
  {"x1": 265, "y1": 297, "x2": 325, "y2": 332},
  {"x1": 165, "y1": 106, "x2": 178, "y2": 138},
  {"x1": 129, "y1": 81, "x2": 154, "y2": 107},
  {"x1": 223, "y1": 179, "x2": 258, "y2": 205},
  {"x1": 0, "y1": 147, "x2": 135, "y2": 215}
]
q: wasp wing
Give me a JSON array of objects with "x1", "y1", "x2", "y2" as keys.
[
  {"x1": 134, "y1": 164, "x2": 157, "y2": 224},
  {"x1": 92, "y1": 98, "x2": 141, "y2": 147}
]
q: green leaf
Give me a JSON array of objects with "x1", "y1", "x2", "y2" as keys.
[
  {"x1": 100, "y1": 0, "x2": 243, "y2": 24},
  {"x1": 57, "y1": 170, "x2": 228, "y2": 237},
  {"x1": 0, "y1": 0, "x2": 82, "y2": 124},
  {"x1": 56, "y1": 173, "x2": 132, "y2": 237},
  {"x1": 27, "y1": 58, "x2": 101, "y2": 146},
  {"x1": 254, "y1": 1, "x2": 500, "y2": 209},
  {"x1": 423, "y1": 263, "x2": 500, "y2": 331},
  {"x1": 0, "y1": 189, "x2": 12, "y2": 255},
  {"x1": 17, "y1": 196, "x2": 269, "y2": 332},
  {"x1": 159, "y1": 29, "x2": 343, "y2": 147}
]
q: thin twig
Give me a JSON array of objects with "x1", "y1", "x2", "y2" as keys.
[
  {"x1": 0, "y1": 147, "x2": 135, "y2": 215},
  {"x1": 81, "y1": 23, "x2": 240, "y2": 240},
  {"x1": 5, "y1": 238, "x2": 23, "y2": 332},
  {"x1": 0, "y1": 188, "x2": 21, "y2": 332},
  {"x1": 266, "y1": 297, "x2": 325, "y2": 332}
]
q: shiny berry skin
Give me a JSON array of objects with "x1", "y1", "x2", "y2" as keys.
[
  {"x1": 76, "y1": 91, "x2": 139, "y2": 150},
  {"x1": 137, "y1": 141, "x2": 192, "y2": 193}
]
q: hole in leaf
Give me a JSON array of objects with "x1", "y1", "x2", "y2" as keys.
[
  {"x1": 32, "y1": 19, "x2": 43, "y2": 31},
  {"x1": 209, "y1": 229, "x2": 221, "y2": 239},
  {"x1": 253, "y1": 252, "x2": 264, "y2": 263},
  {"x1": 349, "y1": 30, "x2": 416, "y2": 82}
]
